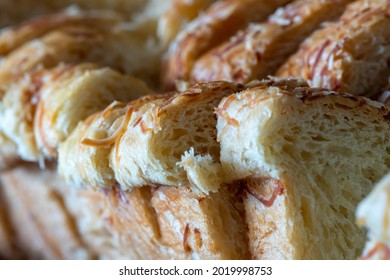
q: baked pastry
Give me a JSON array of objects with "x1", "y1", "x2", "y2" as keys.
[
  {"x1": 191, "y1": 0, "x2": 353, "y2": 83},
  {"x1": 60, "y1": 81, "x2": 246, "y2": 193},
  {"x1": 163, "y1": 0, "x2": 292, "y2": 89},
  {"x1": 58, "y1": 95, "x2": 164, "y2": 188},
  {"x1": 1, "y1": 163, "x2": 250, "y2": 259},
  {"x1": 356, "y1": 174, "x2": 390, "y2": 259},
  {"x1": 0, "y1": 0, "x2": 149, "y2": 29},
  {"x1": 277, "y1": 0, "x2": 390, "y2": 97},
  {"x1": 0, "y1": 63, "x2": 149, "y2": 165},
  {"x1": 0, "y1": 24, "x2": 161, "y2": 88},
  {"x1": 0, "y1": 164, "x2": 92, "y2": 259},
  {"x1": 216, "y1": 78, "x2": 390, "y2": 259}
]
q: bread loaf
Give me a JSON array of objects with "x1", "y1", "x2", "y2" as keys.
[
  {"x1": 191, "y1": 0, "x2": 353, "y2": 84},
  {"x1": 58, "y1": 95, "x2": 164, "y2": 188},
  {"x1": 163, "y1": 0, "x2": 292, "y2": 89},
  {"x1": 277, "y1": 0, "x2": 390, "y2": 97},
  {"x1": 0, "y1": 64, "x2": 149, "y2": 164},
  {"x1": 217, "y1": 78, "x2": 390, "y2": 259}
]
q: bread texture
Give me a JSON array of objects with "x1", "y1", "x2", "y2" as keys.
[
  {"x1": 191, "y1": 0, "x2": 352, "y2": 84},
  {"x1": 277, "y1": 0, "x2": 390, "y2": 97},
  {"x1": 163, "y1": 0, "x2": 292, "y2": 89},
  {"x1": 217, "y1": 78, "x2": 390, "y2": 259},
  {"x1": 58, "y1": 95, "x2": 164, "y2": 189},
  {"x1": 356, "y1": 174, "x2": 390, "y2": 259},
  {"x1": 111, "y1": 81, "x2": 246, "y2": 193},
  {"x1": 0, "y1": 164, "x2": 251, "y2": 259},
  {"x1": 0, "y1": 63, "x2": 149, "y2": 164},
  {"x1": 0, "y1": 164, "x2": 93, "y2": 259}
]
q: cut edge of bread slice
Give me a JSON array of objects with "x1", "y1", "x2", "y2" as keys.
[
  {"x1": 111, "y1": 81, "x2": 246, "y2": 194},
  {"x1": 217, "y1": 78, "x2": 390, "y2": 259}
]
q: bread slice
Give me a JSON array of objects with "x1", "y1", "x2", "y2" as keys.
[
  {"x1": 58, "y1": 95, "x2": 165, "y2": 189},
  {"x1": 0, "y1": 23, "x2": 161, "y2": 88},
  {"x1": 0, "y1": 63, "x2": 149, "y2": 163},
  {"x1": 0, "y1": 164, "x2": 93, "y2": 259},
  {"x1": 217, "y1": 78, "x2": 390, "y2": 259},
  {"x1": 157, "y1": 0, "x2": 216, "y2": 48},
  {"x1": 277, "y1": 0, "x2": 390, "y2": 97},
  {"x1": 1, "y1": 163, "x2": 251, "y2": 259},
  {"x1": 151, "y1": 183, "x2": 250, "y2": 259},
  {"x1": 110, "y1": 81, "x2": 246, "y2": 193},
  {"x1": 191, "y1": 0, "x2": 352, "y2": 83},
  {"x1": 356, "y1": 174, "x2": 390, "y2": 259},
  {"x1": 0, "y1": 7, "x2": 122, "y2": 56},
  {"x1": 163, "y1": 0, "x2": 292, "y2": 89}
]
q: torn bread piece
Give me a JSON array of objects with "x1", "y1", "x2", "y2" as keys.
[
  {"x1": 157, "y1": 0, "x2": 216, "y2": 48},
  {"x1": 217, "y1": 78, "x2": 390, "y2": 259},
  {"x1": 111, "y1": 81, "x2": 246, "y2": 193},
  {"x1": 58, "y1": 95, "x2": 165, "y2": 189},
  {"x1": 163, "y1": 0, "x2": 292, "y2": 89},
  {"x1": 356, "y1": 173, "x2": 390, "y2": 260},
  {"x1": 191, "y1": 0, "x2": 352, "y2": 83},
  {"x1": 277, "y1": 0, "x2": 390, "y2": 97},
  {"x1": 0, "y1": 7, "x2": 122, "y2": 57}
]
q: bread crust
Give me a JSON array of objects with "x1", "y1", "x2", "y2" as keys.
[
  {"x1": 163, "y1": 0, "x2": 292, "y2": 89},
  {"x1": 217, "y1": 78, "x2": 390, "y2": 259},
  {"x1": 191, "y1": 0, "x2": 352, "y2": 84},
  {"x1": 277, "y1": 0, "x2": 390, "y2": 97}
]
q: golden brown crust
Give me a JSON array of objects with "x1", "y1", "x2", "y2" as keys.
[
  {"x1": 276, "y1": 0, "x2": 390, "y2": 97},
  {"x1": 191, "y1": 0, "x2": 352, "y2": 84},
  {"x1": 163, "y1": 0, "x2": 292, "y2": 89},
  {"x1": 58, "y1": 94, "x2": 166, "y2": 189}
]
